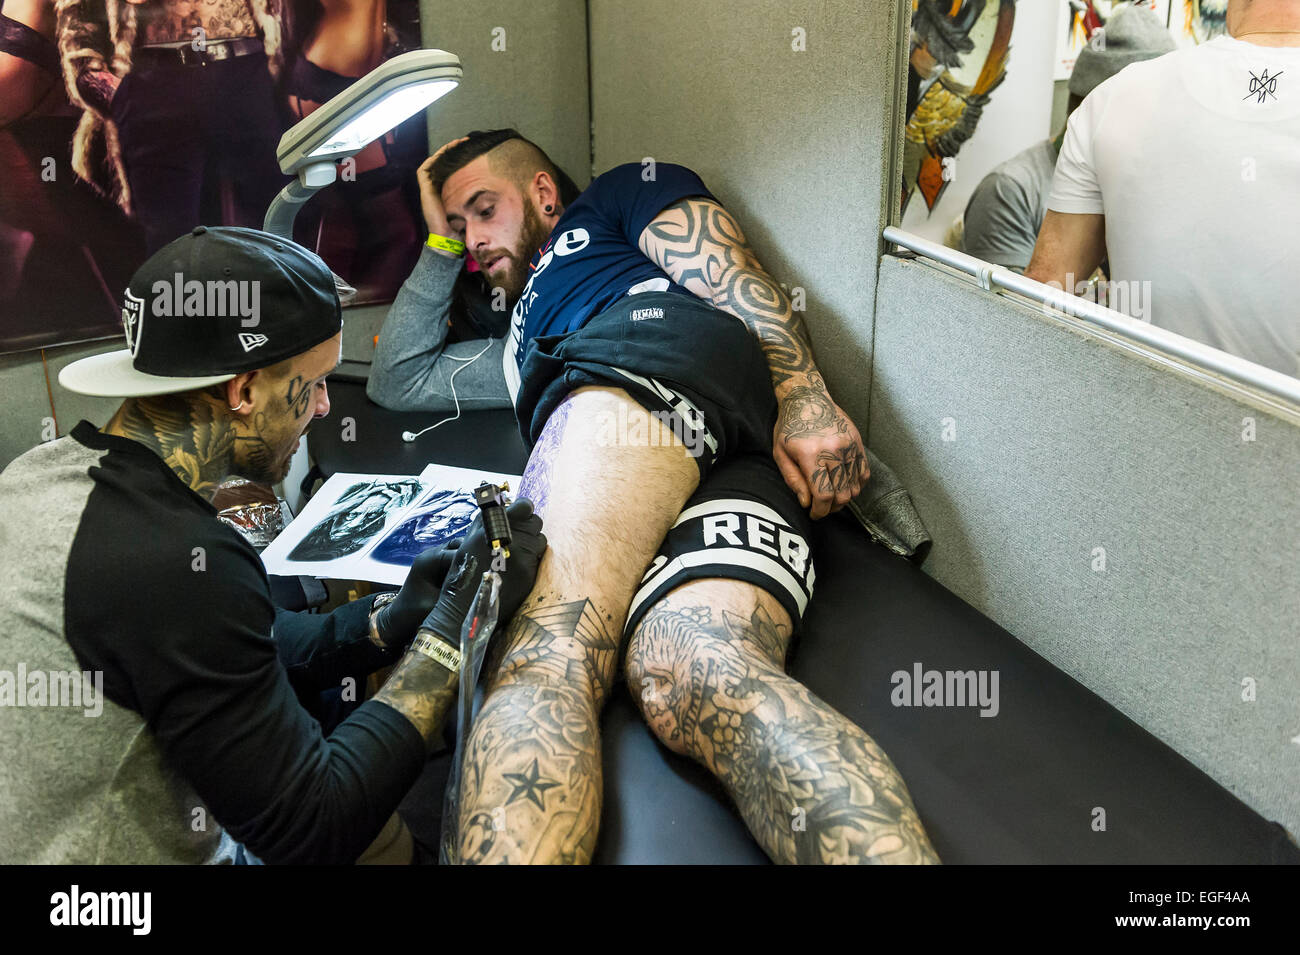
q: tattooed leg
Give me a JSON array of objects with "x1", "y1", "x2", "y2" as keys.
[
  {"x1": 626, "y1": 579, "x2": 939, "y2": 864},
  {"x1": 457, "y1": 386, "x2": 700, "y2": 864}
]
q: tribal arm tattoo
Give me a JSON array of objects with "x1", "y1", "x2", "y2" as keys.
[
  {"x1": 456, "y1": 597, "x2": 620, "y2": 864},
  {"x1": 639, "y1": 196, "x2": 816, "y2": 394},
  {"x1": 627, "y1": 601, "x2": 939, "y2": 864},
  {"x1": 640, "y1": 198, "x2": 868, "y2": 505}
]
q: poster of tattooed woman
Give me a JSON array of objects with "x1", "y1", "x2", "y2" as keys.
[{"x1": 0, "y1": 0, "x2": 426, "y2": 353}]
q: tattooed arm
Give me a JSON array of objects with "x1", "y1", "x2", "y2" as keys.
[
  {"x1": 372, "y1": 646, "x2": 459, "y2": 744},
  {"x1": 639, "y1": 197, "x2": 868, "y2": 518}
]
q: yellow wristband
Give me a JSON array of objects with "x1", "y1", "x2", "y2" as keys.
[{"x1": 427, "y1": 233, "x2": 466, "y2": 257}]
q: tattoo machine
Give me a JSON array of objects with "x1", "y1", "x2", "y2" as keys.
[
  {"x1": 472, "y1": 480, "x2": 512, "y2": 563},
  {"x1": 438, "y1": 481, "x2": 512, "y2": 863}
]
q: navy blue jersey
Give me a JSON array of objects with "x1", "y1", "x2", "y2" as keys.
[{"x1": 502, "y1": 162, "x2": 716, "y2": 402}]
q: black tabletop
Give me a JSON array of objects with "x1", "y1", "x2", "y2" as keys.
[{"x1": 309, "y1": 378, "x2": 530, "y2": 478}]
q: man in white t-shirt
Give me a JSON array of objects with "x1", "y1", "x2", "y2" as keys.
[
  {"x1": 1027, "y1": 0, "x2": 1300, "y2": 377},
  {"x1": 962, "y1": 4, "x2": 1175, "y2": 273}
]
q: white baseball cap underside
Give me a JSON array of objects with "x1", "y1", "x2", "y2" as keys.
[{"x1": 58, "y1": 349, "x2": 237, "y2": 398}]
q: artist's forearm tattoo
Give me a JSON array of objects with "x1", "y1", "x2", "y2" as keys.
[
  {"x1": 372, "y1": 648, "x2": 458, "y2": 744},
  {"x1": 640, "y1": 198, "x2": 816, "y2": 390},
  {"x1": 628, "y1": 602, "x2": 938, "y2": 864},
  {"x1": 457, "y1": 598, "x2": 619, "y2": 864}
]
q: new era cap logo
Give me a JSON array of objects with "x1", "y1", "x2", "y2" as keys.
[{"x1": 239, "y1": 333, "x2": 268, "y2": 352}]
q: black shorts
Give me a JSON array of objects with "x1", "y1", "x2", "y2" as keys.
[{"x1": 515, "y1": 291, "x2": 817, "y2": 638}]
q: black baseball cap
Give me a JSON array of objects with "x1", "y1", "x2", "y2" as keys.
[{"x1": 60, "y1": 226, "x2": 343, "y2": 397}]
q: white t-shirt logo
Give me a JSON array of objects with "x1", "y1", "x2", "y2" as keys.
[{"x1": 1244, "y1": 67, "x2": 1282, "y2": 104}]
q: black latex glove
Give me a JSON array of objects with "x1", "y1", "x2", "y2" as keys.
[
  {"x1": 418, "y1": 498, "x2": 547, "y2": 645},
  {"x1": 372, "y1": 539, "x2": 463, "y2": 649}
]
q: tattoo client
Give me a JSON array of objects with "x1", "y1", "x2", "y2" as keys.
[{"x1": 368, "y1": 131, "x2": 938, "y2": 864}]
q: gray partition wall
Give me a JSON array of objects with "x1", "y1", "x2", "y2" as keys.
[
  {"x1": 588, "y1": 0, "x2": 907, "y2": 430},
  {"x1": 869, "y1": 254, "x2": 1300, "y2": 832},
  {"x1": 419, "y1": 0, "x2": 591, "y2": 191}
]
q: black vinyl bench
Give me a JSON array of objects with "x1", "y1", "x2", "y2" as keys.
[{"x1": 309, "y1": 380, "x2": 1299, "y2": 864}]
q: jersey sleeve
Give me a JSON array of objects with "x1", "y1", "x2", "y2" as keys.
[
  {"x1": 589, "y1": 161, "x2": 718, "y2": 247},
  {"x1": 1048, "y1": 91, "x2": 1106, "y2": 215}
]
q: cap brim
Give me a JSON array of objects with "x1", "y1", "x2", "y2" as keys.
[{"x1": 58, "y1": 350, "x2": 237, "y2": 398}]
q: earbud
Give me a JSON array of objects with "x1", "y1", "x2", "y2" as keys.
[{"x1": 396, "y1": 340, "x2": 495, "y2": 445}]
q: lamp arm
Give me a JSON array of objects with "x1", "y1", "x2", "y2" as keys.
[
  {"x1": 263, "y1": 178, "x2": 321, "y2": 239},
  {"x1": 262, "y1": 161, "x2": 339, "y2": 238}
]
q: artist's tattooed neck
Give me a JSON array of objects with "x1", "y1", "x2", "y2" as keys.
[{"x1": 105, "y1": 395, "x2": 238, "y2": 498}]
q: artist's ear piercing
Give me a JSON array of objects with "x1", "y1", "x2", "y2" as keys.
[
  {"x1": 544, "y1": 204, "x2": 553, "y2": 214},
  {"x1": 229, "y1": 400, "x2": 246, "y2": 412}
]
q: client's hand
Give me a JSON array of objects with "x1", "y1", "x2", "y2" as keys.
[
  {"x1": 417, "y1": 136, "x2": 469, "y2": 238},
  {"x1": 772, "y1": 374, "x2": 870, "y2": 520},
  {"x1": 417, "y1": 498, "x2": 547, "y2": 645}
]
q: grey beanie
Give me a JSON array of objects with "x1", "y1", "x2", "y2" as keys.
[{"x1": 1069, "y1": 3, "x2": 1177, "y2": 99}]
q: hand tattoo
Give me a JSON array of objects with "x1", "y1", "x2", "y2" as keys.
[
  {"x1": 777, "y1": 385, "x2": 837, "y2": 439},
  {"x1": 812, "y1": 445, "x2": 867, "y2": 495}
]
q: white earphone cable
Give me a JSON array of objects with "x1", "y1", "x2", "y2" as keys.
[{"x1": 400, "y1": 339, "x2": 495, "y2": 442}]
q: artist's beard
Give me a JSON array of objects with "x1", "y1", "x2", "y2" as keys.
[
  {"x1": 498, "y1": 200, "x2": 554, "y2": 309},
  {"x1": 239, "y1": 421, "x2": 305, "y2": 485}
]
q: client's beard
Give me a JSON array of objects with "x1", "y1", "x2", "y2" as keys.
[{"x1": 499, "y1": 199, "x2": 555, "y2": 309}]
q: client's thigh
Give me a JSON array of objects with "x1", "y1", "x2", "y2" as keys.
[
  {"x1": 490, "y1": 383, "x2": 702, "y2": 699},
  {"x1": 456, "y1": 385, "x2": 702, "y2": 863}
]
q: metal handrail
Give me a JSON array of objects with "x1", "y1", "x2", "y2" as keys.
[{"x1": 881, "y1": 226, "x2": 1300, "y2": 409}]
